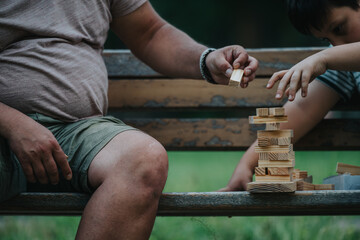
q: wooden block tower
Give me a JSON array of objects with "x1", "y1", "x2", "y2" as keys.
[{"x1": 247, "y1": 107, "x2": 297, "y2": 193}]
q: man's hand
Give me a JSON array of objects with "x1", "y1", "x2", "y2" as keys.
[
  {"x1": 7, "y1": 116, "x2": 72, "y2": 185},
  {"x1": 267, "y1": 53, "x2": 327, "y2": 101},
  {"x1": 206, "y1": 45, "x2": 258, "y2": 87}
]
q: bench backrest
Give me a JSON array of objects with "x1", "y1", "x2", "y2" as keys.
[{"x1": 103, "y1": 48, "x2": 360, "y2": 151}]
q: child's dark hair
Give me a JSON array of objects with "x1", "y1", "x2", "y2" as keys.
[{"x1": 286, "y1": 0, "x2": 360, "y2": 35}]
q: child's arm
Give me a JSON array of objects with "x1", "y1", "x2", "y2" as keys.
[
  {"x1": 267, "y1": 42, "x2": 360, "y2": 101},
  {"x1": 219, "y1": 80, "x2": 340, "y2": 191}
]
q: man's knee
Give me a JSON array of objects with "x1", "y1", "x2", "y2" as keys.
[
  {"x1": 133, "y1": 140, "x2": 168, "y2": 196},
  {"x1": 106, "y1": 136, "x2": 168, "y2": 198}
]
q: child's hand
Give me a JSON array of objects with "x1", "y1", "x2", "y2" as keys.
[
  {"x1": 217, "y1": 164, "x2": 253, "y2": 191},
  {"x1": 266, "y1": 53, "x2": 327, "y2": 101}
]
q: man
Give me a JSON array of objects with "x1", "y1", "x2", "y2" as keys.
[{"x1": 0, "y1": 0, "x2": 258, "y2": 239}]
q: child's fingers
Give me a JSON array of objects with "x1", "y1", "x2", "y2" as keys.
[
  {"x1": 267, "y1": 70, "x2": 288, "y2": 89},
  {"x1": 300, "y1": 71, "x2": 311, "y2": 98},
  {"x1": 275, "y1": 71, "x2": 292, "y2": 99},
  {"x1": 288, "y1": 71, "x2": 301, "y2": 101},
  {"x1": 285, "y1": 87, "x2": 290, "y2": 97}
]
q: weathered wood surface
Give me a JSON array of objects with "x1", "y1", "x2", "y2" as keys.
[
  {"x1": 108, "y1": 78, "x2": 286, "y2": 109},
  {"x1": 102, "y1": 48, "x2": 325, "y2": 78},
  {"x1": 119, "y1": 118, "x2": 360, "y2": 150},
  {"x1": 1, "y1": 191, "x2": 360, "y2": 216}
]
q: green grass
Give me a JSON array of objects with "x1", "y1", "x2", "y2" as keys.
[{"x1": 0, "y1": 151, "x2": 359, "y2": 239}]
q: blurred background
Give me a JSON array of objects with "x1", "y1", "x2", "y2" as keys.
[
  {"x1": 105, "y1": 0, "x2": 328, "y2": 49},
  {"x1": 1, "y1": 1, "x2": 359, "y2": 240}
]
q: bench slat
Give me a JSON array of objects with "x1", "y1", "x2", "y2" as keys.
[
  {"x1": 103, "y1": 48, "x2": 325, "y2": 78},
  {"x1": 117, "y1": 118, "x2": 360, "y2": 150},
  {"x1": 1, "y1": 191, "x2": 359, "y2": 216},
  {"x1": 108, "y1": 78, "x2": 286, "y2": 108}
]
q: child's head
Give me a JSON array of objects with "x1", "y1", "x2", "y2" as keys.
[{"x1": 286, "y1": 0, "x2": 360, "y2": 45}]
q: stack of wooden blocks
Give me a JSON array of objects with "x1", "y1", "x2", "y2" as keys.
[{"x1": 247, "y1": 107, "x2": 296, "y2": 193}]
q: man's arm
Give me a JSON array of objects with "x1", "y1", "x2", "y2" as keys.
[
  {"x1": 110, "y1": 2, "x2": 258, "y2": 85},
  {"x1": 219, "y1": 80, "x2": 340, "y2": 191},
  {"x1": 0, "y1": 102, "x2": 72, "y2": 184}
]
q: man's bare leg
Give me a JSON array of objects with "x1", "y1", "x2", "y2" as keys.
[{"x1": 75, "y1": 130, "x2": 168, "y2": 240}]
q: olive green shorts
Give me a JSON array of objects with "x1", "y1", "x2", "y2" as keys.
[{"x1": 0, "y1": 113, "x2": 135, "y2": 202}]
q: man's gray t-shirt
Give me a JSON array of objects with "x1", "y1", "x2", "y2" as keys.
[{"x1": 0, "y1": 0, "x2": 146, "y2": 122}]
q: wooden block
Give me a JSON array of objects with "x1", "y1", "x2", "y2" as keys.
[
  {"x1": 268, "y1": 167, "x2": 293, "y2": 176},
  {"x1": 266, "y1": 123, "x2": 280, "y2": 130},
  {"x1": 247, "y1": 182, "x2": 296, "y2": 193},
  {"x1": 259, "y1": 151, "x2": 295, "y2": 161},
  {"x1": 228, "y1": 69, "x2": 244, "y2": 87},
  {"x1": 313, "y1": 184, "x2": 335, "y2": 190},
  {"x1": 258, "y1": 159, "x2": 295, "y2": 168},
  {"x1": 296, "y1": 181, "x2": 315, "y2": 191},
  {"x1": 292, "y1": 171, "x2": 308, "y2": 179},
  {"x1": 256, "y1": 108, "x2": 269, "y2": 117},
  {"x1": 258, "y1": 137, "x2": 291, "y2": 147},
  {"x1": 336, "y1": 162, "x2": 360, "y2": 175},
  {"x1": 255, "y1": 167, "x2": 266, "y2": 176},
  {"x1": 269, "y1": 107, "x2": 285, "y2": 116},
  {"x1": 257, "y1": 130, "x2": 293, "y2": 138},
  {"x1": 255, "y1": 175, "x2": 292, "y2": 182},
  {"x1": 257, "y1": 138, "x2": 270, "y2": 147},
  {"x1": 255, "y1": 144, "x2": 292, "y2": 153},
  {"x1": 277, "y1": 137, "x2": 291, "y2": 146},
  {"x1": 249, "y1": 116, "x2": 288, "y2": 124}
]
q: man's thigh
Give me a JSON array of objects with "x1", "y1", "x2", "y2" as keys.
[
  {"x1": 87, "y1": 130, "x2": 168, "y2": 190},
  {"x1": 27, "y1": 114, "x2": 137, "y2": 193}
]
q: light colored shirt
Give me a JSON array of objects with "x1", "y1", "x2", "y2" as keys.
[{"x1": 0, "y1": 0, "x2": 146, "y2": 121}]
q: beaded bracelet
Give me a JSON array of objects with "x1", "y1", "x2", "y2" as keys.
[{"x1": 199, "y1": 48, "x2": 217, "y2": 84}]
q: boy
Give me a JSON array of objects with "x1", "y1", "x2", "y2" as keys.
[{"x1": 220, "y1": 0, "x2": 360, "y2": 191}]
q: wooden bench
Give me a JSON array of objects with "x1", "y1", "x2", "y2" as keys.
[{"x1": 1, "y1": 47, "x2": 360, "y2": 216}]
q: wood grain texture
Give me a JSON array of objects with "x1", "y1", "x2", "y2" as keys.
[
  {"x1": 296, "y1": 181, "x2": 315, "y2": 191},
  {"x1": 255, "y1": 144, "x2": 292, "y2": 153},
  {"x1": 266, "y1": 123, "x2": 281, "y2": 130},
  {"x1": 108, "y1": 78, "x2": 284, "y2": 108},
  {"x1": 255, "y1": 167, "x2": 266, "y2": 176},
  {"x1": 229, "y1": 69, "x2": 244, "y2": 87},
  {"x1": 256, "y1": 108, "x2": 269, "y2": 117},
  {"x1": 269, "y1": 107, "x2": 285, "y2": 116},
  {"x1": 259, "y1": 152, "x2": 295, "y2": 160},
  {"x1": 255, "y1": 175, "x2": 292, "y2": 182},
  {"x1": 2, "y1": 191, "x2": 360, "y2": 216},
  {"x1": 258, "y1": 137, "x2": 291, "y2": 147},
  {"x1": 258, "y1": 159, "x2": 295, "y2": 168},
  {"x1": 257, "y1": 130, "x2": 293, "y2": 138},
  {"x1": 314, "y1": 184, "x2": 335, "y2": 190},
  {"x1": 336, "y1": 162, "x2": 360, "y2": 175},
  {"x1": 116, "y1": 119, "x2": 360, "y2": 150},
  {"x1": 268, "y1": 167, "x2": 293, "y2": 176},
  {"x1": 247, "y1": 182, "x2": 296, "y2": 193},
  {"x1": 249, "y1": 116, "x2": 288, "y2": 124}
]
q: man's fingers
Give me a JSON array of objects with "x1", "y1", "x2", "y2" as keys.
[
  {"x1": 31, "y1": 160, "x2": 48, "y2": 184},
  {"x1": 231, "y1": 46, "x2": 247, "y2": 69},
  {"x1": 53, "y1": 148, "x2": 72, "y2": 180},
  {"x1": 21, "y1": 161, "x2": 36, "y2": 183},
  {"x1": 41, "y1": 153, "x2": 60, "y2": 185}
]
